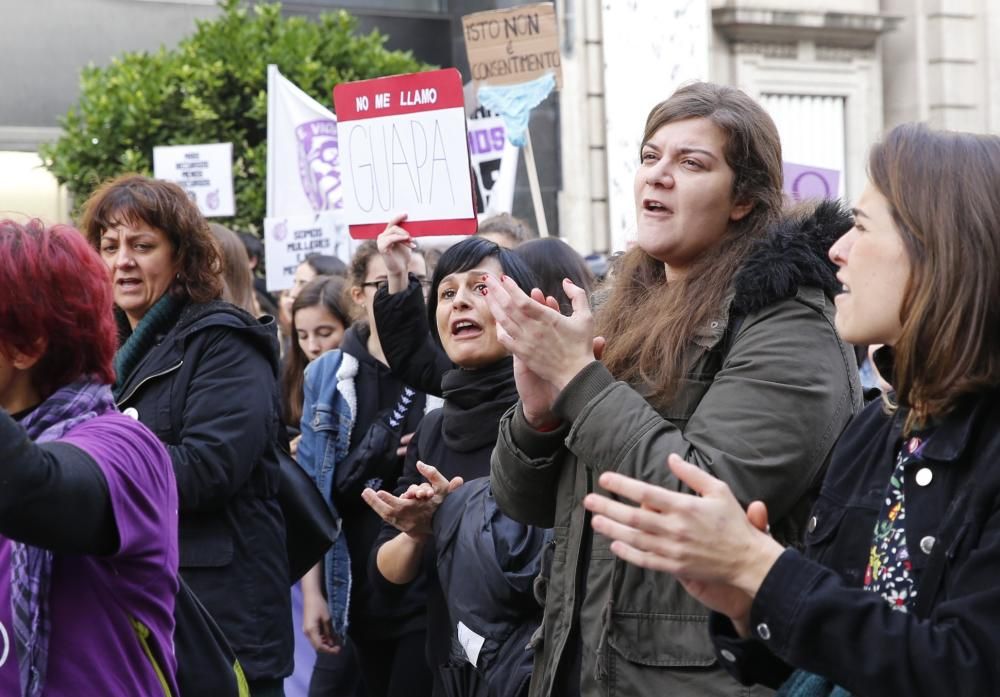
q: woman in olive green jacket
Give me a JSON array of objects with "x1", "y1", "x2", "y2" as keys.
[{"x1": 484, "y1": 82, "x2": 862, "y2": 697}]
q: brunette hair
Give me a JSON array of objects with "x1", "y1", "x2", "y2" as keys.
[
  {"x1": 0, "y1": 219, "x2": 117, "y2": 398},
  {"x1": 477, "y1": 213, "x2": 534, "y2": 247},
  {"x1": 348, "y1": 240, "x2": 426, "y2": 321},
  {"x1": 597, "y1": 82, "x2": 784, "y2": 407},
  {"x1": 80, "y1": 174, "x2": 223, "y2": 303},
  {"x1": 427, "y1": 237, "x2": 535, "y2": 344},
  {"x1": 209, "y1": 223, "x2": 258, "y2": 315},
  {"x1": 869, "y1": 123, "x2": 1000, "y2": 429},
  {"x1": 281, "y1": 275, "x2": 353, "y2": 428},
  {"x1": 349, "y1": 241, "x2": 382, "y2": 292},
  {"x1": 513, "y1": 237, "x2": 595, "y2": 315}
]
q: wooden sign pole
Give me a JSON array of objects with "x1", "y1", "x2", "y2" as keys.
[{"x1": 522, "y1": 128, "x2": 549, "y2": 237}]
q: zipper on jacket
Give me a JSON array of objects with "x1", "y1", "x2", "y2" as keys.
[{"x1": 116, "y1": 360, "x2": 184, "y2": 407}]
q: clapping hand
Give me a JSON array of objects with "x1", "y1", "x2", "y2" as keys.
[
  {"x1": 583, "y1": 454, "x2": 784, "y2": 634},
  {"x1": 361, "y1": 461, "x2": 463, "y2": 540}
]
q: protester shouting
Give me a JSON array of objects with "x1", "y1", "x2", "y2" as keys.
[
  {"x1": 484, "y1": 82, "x2": 862, "y2": 696},
  {"x1": 82, "y1": 174, "x2": 292, "y2": 696}
]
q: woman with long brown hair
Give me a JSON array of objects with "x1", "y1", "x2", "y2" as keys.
[
  {"x1": 484, "y1": 82, "x2": 862, "y2": 696},
  {"x1": 583, "y1": 122, "x2": 1000, "y2": 697}
]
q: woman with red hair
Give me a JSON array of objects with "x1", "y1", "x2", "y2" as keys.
[{"x1": 0, "y1": 219, "x2": 179, "y2": 696}]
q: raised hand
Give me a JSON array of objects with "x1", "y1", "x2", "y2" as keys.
[{"x1": 377, "y1": 213, "x2": 415, "y2": 293}]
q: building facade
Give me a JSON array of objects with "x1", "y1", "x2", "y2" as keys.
[
  {"x1": 3, "y1": 1, "x2": 1000, "y2": 249},
  {"x1": 559, "y1": 0, "x2": 1000, "y2": 254}
]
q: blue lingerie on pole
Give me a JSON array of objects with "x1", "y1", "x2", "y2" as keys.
[{"x1": 477, "y1": 72, "x2": 557, "y2": 147}]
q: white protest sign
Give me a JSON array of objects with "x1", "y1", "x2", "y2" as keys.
[
  {"x1": 153, "y1": 142, "x2": 235, "y2": 217},
  {"x1": 466, "y1": 115, "x2": 518, "y2": 217},
  {"x1": 263, "y1": 211, "x2": 352, "y2": 292},
  {"x1": 333, "y1": 68, "x2": 477, "y2": 239}
]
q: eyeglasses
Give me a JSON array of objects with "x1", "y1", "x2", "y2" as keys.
[{"x1": 361, "y1": 276, "x2": 430, "y2": 293}]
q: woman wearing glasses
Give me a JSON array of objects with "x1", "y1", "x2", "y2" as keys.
[{"x1": 298, "y1": 240, "x2": 440, "y2": 697}]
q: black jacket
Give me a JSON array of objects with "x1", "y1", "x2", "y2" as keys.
[
  {"x1": 115, "y1": 300, "x2": 292, "y2": 680},
  {"x1": 369, "y1": 358, "x2": 520, "y2": 691},
  {"x1": 373, "y1": 276, "x2": 450, "y2": 397},
  {"x1": 433, "y1": 478, "x2": 548, "y2": 697},
  {"x1": 713, "y1": 389, "x2": 1000, "y2": 696}
]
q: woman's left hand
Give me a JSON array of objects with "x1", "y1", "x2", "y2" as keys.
[
  {"x1": 483, "y1": 274, "x2": 596, "y2": 390},
  {"x1": 361, "y1": 461, "x2": 463, "y2": 540},
  {"x1": 582, "y1": 454, "x2": 785, "y2": 600}
]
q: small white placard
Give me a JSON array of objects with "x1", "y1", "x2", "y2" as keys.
[
  {"x1": 457, "y1": 620, "x2": 486, "y2": 667},
  {"x1": 153, "y1": 142, "x2": 235, "y2": 217},
  {"x1": 263, "y1": 211, "x2": 353, "y2": 292}
]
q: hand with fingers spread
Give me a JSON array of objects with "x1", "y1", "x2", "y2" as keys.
[
  {"x1": 582, "y1": 454, "x2": 785, "y2": 619},
  {"x1": 377, "y1": 213, "x2": 416, "y2": 293},
  {"x1": 483, "y1": 274, "x2": 598, "y2": 392},
  {"x1": 361, "y1": 461, "x2": 463, "y2": 540}
]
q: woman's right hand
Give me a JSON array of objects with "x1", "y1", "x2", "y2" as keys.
[
  {"x1": 302, "y1": 583, "x2": 341, "y2": 654},
  {"x1": 377, "y1": 213, "x2": 414, "y2": 294},
  {"x1": 361, "y1": 461, "x2": 463, "y2": 540}
]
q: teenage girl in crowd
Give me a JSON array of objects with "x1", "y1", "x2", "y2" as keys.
[
  {"x1": 298, "y1": 242, "x2": 438, "y2": 697},
  {"x1": 584, "y1": 122, "x2": 1000, "y2": 697},
  {"x1": 483, "y1": 82, "x2": 862, "y2": 696},
  {"x1": 281, "y1": 275, "x2": 353, "y2": 444}
]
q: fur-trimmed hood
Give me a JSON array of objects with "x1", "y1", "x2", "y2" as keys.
[{"x1": 731, "y1": 199, "x2": 852, "y2": 316}]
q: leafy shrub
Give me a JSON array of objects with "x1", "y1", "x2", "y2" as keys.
[{"x1": 41, "y1": 0, "x2": 430, "y2": 232}]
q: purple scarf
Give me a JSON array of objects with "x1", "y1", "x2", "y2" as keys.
[{"x1": 12, "y1": 378, "x2": 117, "y2": 697}]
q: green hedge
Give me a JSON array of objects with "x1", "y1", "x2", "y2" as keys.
[{"x1": 41, "y1": 0, "x2": 431, "y2": 232}]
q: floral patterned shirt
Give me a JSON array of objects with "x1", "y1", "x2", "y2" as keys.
[{"x1": 863, "y1": 435, "x2": 927, "y2": 612}]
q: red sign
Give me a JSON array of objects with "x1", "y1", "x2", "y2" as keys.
[{"x1": 334, "y1": 68, "x2": 478, "y2": 239}]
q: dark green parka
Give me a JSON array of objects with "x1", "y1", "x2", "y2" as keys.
[{"x1": 490, "y1": 201, "x2": 863, "y2": 697}]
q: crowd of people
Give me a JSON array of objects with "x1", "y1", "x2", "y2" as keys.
[{"x1": 3, "y1": 80, "x2": 1000, "y2": 697}]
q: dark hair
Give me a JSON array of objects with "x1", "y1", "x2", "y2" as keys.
[
  {"x1": 80, "y1": 173, "x2": 223, "y2": 303},
  {"x1": 238, "y1": 231, "x2": 264, "y2": 266},
  {"x1": 0, "y1": 219, "x2": 117, "y2": 398},
  {"x1": 304, "y1": 253, "x2": 348, "y2": 278},
  {"x1": 477, "y1": 213, "x2": 534, "y2": 247},
  {"x1": 868, "y1": 123, "x2": 1000, "y2": 430},
  {"x1": 597, "y1": 82, "x2": 784, "y2": 408},
  {"x1": 427, "y1": 237, "x2": 535, "y2": 344},
  {"x1": 281, "y1": 275, "x2": 353, "y2": 428},
  {"x1": 513, "y1": 237, "x2": 595, "y2": 315}
]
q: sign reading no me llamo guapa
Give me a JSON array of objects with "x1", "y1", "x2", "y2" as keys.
[{"x1": 333, "y1": 68, "x2": 477, "y2": 239}]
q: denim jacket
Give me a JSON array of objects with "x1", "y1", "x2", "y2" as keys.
[{"x1": 298, "y1": 348, "x2": 355, "y2": 638}]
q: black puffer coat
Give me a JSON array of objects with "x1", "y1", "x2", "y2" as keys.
[{"x1": 115, "y1": 300, "x2": 292, "y2": 681}]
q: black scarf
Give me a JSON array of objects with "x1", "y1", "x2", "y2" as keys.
[{"x1": 440, "y1": 356, "x2": 518, "y2": 452}]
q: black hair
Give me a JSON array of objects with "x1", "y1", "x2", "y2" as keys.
[
  {"x1": 427, "y1": 236, "x2": 536, "y2": 344},
  {"x1": 513, "y1": 237, "x2": 595, "y2": 315},
  {"x1": 238, "y1": 231, "x2": 264, "y2": 264},
  {"x1": 304, "y1": 253, "x2": 348, "y2": 278}
]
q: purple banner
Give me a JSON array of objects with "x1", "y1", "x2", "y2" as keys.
[{"x1": 783, "y1": 162, "x2": 840, "y2": 201}]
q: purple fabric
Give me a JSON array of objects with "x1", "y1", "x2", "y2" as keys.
[
  {"x1": 12, "y1": 379, "x2": 118, "y2": 696},
  {"x1": 285, "y1": 582, "x2": 317, "y2": 697},
  {"x1": 0, "y1": 411, "x2": 179, "y2": 696}
]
